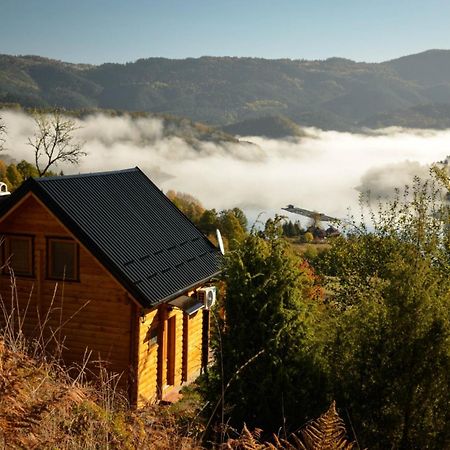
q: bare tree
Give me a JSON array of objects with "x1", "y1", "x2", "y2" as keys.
[
  {"x1": 27, "y1": 110, "x2": 86, "y2": 177},
  {"x1": 0, "y1": 116, "x2": 6, "y2": 152}
]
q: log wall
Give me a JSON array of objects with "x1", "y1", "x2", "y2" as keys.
[
  {"x1": 183, "y1": 310, "x2": 204, "y2": 382},
  {"x1": 0, "y1": 194, "x2": 133, "y2": 391},
  {"x1": 136, "y1": 308, "x2": 159, "y2": 404}
]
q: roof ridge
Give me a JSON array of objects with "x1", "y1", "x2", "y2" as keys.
[{"x1": 34, "y1": 167, "x2": 139, "y2": 182}]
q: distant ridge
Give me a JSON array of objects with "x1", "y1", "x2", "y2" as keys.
[
  {"x1": 222, "y1": 115, "x2": 306, "y2": 138},
  {"x1": 1, "y1": 49, "x2": 450, "y2": 131},
  {"x1": 386, "y1": 49, "x2": 450, "y2": 85},
  {"x1": 360, "y1": 103, "x2": 450, "y2": 129}
]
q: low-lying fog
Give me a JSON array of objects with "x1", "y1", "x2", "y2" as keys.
[{"x1": 2, "y1": 110, "x2": 449, "y2": 224}]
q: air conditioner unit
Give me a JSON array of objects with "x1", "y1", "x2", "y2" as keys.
[{"x1": 197, "y1": 286, "x2": 217, "y2": 309}]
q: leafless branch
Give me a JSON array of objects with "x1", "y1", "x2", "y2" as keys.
[{"x1": 27, "y1": 110, "x2": 86, "y2": 176}]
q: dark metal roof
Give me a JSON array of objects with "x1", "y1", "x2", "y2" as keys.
[{"x1": 0, "y1": 168, "x2": 221, "y2": 308}]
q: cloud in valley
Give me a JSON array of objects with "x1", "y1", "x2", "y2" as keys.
[{"x1": 2, "y1": 110, "x2": 450, "y2": 223}]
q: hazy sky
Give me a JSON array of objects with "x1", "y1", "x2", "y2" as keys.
[{"x1": 1, "y1": 0, "x2": 450, "y2": 64}]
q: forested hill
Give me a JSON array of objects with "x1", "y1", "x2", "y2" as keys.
[{"x1": 2, "y1": 49, "x2": 450, "y2": 131}]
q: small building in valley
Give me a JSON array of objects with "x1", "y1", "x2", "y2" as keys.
[{"x1": 0, "y1": 168, "x2": 221, "y2": 405}]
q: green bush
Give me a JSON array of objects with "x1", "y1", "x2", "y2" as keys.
[
  {"x1": 303, "y1": 231, "x2": 314, "y2": 243},
  {"x1": 317, "y1": 177, "x2": 450, "y2": 449}
]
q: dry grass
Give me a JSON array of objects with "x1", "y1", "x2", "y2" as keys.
[
  {"x1": 0, "y1": 336, "x2": 357, "y2": 449},
  {"x1": 0, "y1": 336, "x2": 208, "y2": 449}
]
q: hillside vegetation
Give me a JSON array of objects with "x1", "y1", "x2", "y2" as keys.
[
  {"x1": 0, "y1": 335, "x2": 355, "y2": 449},
  {"x1": 221, "y1": 115, "x2": 306, "y2": 138},
  {"x1": 2, "y1": 50, "x2": 450, "y2": 131},
  {"x1": 1, "y1": 173, "x2": 449, "y2": 448}
]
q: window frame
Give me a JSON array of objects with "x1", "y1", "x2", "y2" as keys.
[
  {"x1": 46, "y1": 236, "x2": 80, "y2": 282},
  {"x1": 1, "y1": 233, "x2": 35, "y2": 278},
  {"x1": 148, "y1": 325, "x2": 159, "y2": 347}
]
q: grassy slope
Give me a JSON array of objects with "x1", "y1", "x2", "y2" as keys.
[{"x1": 0, "y1": 337, "x2": 205, "y2": 449}]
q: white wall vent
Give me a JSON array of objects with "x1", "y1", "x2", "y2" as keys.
[{"x1": 0, "y1": 182, "x2": 10, "y2": 196}]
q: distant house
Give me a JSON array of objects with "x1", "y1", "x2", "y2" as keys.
[{"x1": 0, "y1": 168, "x2": 221, "y2": 405}]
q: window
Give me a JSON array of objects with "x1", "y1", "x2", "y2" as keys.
[
  {"x1": 148, "y1": 326, "x2": 158, "y2": 346},
  {"x1": 47, "y1": 238, "x2": 79, "y2": 281},
  {"x1": 2, "y1": 235, "x2": 34, "y2": 276}
]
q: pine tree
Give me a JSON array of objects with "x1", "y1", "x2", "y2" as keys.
[{"x1": 210, "y1": 218, "x2": 326, "y2": 430}]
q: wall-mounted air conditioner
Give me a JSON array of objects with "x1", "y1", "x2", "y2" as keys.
[{"x1": 197, "y1": 286, "x2": 216, "y2": 309}]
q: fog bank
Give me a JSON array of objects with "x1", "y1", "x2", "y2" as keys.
[{"x1": 2, "y1": 111, "x2": 449, "y2": 222}]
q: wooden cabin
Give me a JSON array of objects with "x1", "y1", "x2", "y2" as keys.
[{"x1": 0, "y1": 168, "x2": 221, "y2": 405}]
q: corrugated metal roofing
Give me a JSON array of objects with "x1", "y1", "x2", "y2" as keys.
[{"x1": 1, "y1": 168, "x2": 221, "y2": 308}]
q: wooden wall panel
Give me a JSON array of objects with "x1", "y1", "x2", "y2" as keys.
[
  {"x1": 163, "y1": 307, "x2": 184, "y2": 390},
  {"x1": 137, "y1": 308, "x2": 158, "y2": 405},
  {"x1": 186, "y1": 310, "x2": 203, "y2": 381},
  {"x1": 184, "y1": 310, "x2": 204, "y2": 382},
  {"x1": 0, "y1": 194, "x2": 133, "y2": 391}
]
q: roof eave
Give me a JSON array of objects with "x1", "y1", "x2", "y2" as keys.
[{"x1": 146, "y1": 269, "x2": 222, "y2": 309}]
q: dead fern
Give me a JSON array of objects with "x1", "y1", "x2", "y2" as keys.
[
  {"x1": 298, "y1": 401, "x2": 355, "y2": 450},
  {"x1": 223, "y1": 402, "x2": 357, "y2": 450},
  {"x1": 222, "y1": 425, "x2": 266, "y2": 449}
]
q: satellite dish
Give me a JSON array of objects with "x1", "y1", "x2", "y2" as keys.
[{"x1": 216, "y1": 229, "x2": 225, "y2": 255}]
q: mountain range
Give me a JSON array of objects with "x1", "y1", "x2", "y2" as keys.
[{"x1": 2, "y1": 49, "x2": 450, "y2": 133}]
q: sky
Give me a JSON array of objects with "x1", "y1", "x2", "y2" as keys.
[{"x1": 1, "y1": 0, "x2": 450, "y2": 64}]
